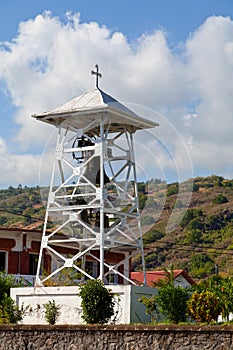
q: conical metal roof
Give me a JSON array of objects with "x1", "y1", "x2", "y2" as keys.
[{"x1": 32, "y1": 88, "x2": 158, "y2": 133}]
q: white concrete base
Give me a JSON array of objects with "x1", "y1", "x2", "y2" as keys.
[{"x1": 11, "y1": 285, "x2": 157, "y2": 325}]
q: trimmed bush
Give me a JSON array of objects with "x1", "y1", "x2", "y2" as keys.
[{"x1": 79, "y1": 279, "x2": 115, "y2": 324}]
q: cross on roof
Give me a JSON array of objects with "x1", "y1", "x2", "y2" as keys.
[{"x1": 91, "y1": 64, "x2": 102, "y2": 88}]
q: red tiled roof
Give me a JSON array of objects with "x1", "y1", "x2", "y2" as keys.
[{"x1": 130, "y1": 270, "x2": 196, "y2": 286}]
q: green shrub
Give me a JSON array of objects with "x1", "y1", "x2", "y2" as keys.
[
  {"x1": 218, "y1": 277, "x2": 233, "y2": 321},
  {"x1": 0, "y1": 294, "x2": 27, "y2": 324},
  {"x1": 180, "y1": 209, "x2": 204, "y2": 228},
  {"x1": 144, "y1": 252, "x2": 158, "y2": 267},
  {"x1": 192, "y1": 183, "x2": 199, "y2": 192},
  {"x1": 187, "y1": 218, "x2": 204, "y2": 231},
  {"x1": 143, "y1": 230, "x2": 164, "y2": 245},
  {"x1": 0, "y1": 217, "x2": 8, "y2": 226},
  {"x1": 139, "y1": 295, "x2": 158, "y2": 323},
  {"x1": 43, "y1": 300, "x2": 60, "y2": 325},
  {"x1": 139, "y1": 194, "x2": 147, "y2": 209},
  {"x1": 0, "y1": 272, "x2": 23, "y2": 302},
  {"x1": 197, "y1": 276, "x2": 233, "y2": 322},
  {"x1": 79, "y1": 279, "x2": 115, "y2": 324},
  {"x1": 212, "y1": 194, "x2": 228, "y2": 205},
  {"x1": 138, "y1": 182, "x2": 146, "y2": 194},
  {"x1": 187, "y1": 291, "x2": 221, "y2": 323},
  {"x1": 166, "y1": 183, "x2": 179, "y2": 196},
  {"x1": 205, "y1": 214, "x2": 225, "y2": 231},
  {"x1": 155, "y1": 284, "x2": 190, "y2": 324},
  {"x1": 188, "y1": 253, "x2": 214, "y2": 278},
  {"x1": 185, "y1": 229, "x2": 203, "y2": 244},
  {"x1": 223, "y1": 180, "x2": 233, "y2": 188}
]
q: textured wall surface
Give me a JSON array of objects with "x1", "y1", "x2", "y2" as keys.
[
  {"x1": 0, "y1": 324, "x2": 233, "y2": 350},
  {"x1": 11, "y1": 285, "x2": 156, "y2": 325}
]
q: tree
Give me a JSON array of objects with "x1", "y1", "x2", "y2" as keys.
[
  {"x1": 143, "y1": 230, "x2": 164, "y2": 245},
  {"x1": 185, "y1": 229, "x2": 203, "y2": 244},
  {"x1": 196, "y1": 275, "x2": 233, "y2": 322},
  {"x1": 166, "y1": 183, "x2": 179, "y2": 196},
  {"x1": 0, "y1": 216, "x2": 8, "y2": 226},
  {"x1": 180, "y1": 209, "x2": 204, "y2": 228},
  {"x1": 189, "y1": 253, "x2": 214, "y2": 278},
  {"x1": 138, "y1": 182, "x2": 146, "y2": 194},
  {"x1": 140, "y1": 263, "x2": 190, "y2": 324},
  {"x1": 155, "y1": 284, "x2": 190, "y2": 324},
  {"x1": 205, "y1": 214, "x2": 225, "y2": 231},
  {"x1": 187, "y1": 218, "x2": 204, "y2": 231},
  {"x1": 218, "y1": 277, "x2": 233, "y2": 321},
  {"x1": 79, "y1": 279, "x2": 115, "y2": 324},
  {"x1": 212, "y1": 194, "x2": 228, "y2": 205},
  {"x1": 153, "y1": 263, "x2": 176, "y2": 288}
]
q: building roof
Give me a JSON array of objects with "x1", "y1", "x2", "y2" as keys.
[
  {"x1": 130, "y1": 270, "x2": 196, "y2": 287},
  {"x1": 0, "y1": 227, "x2": 44, "y2": 234},
  {"x1": 32, "y1": 88, "x2": 158, "y2": 133}
]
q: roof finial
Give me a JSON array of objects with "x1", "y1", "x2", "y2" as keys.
[{"x1": 91, "y1": 64, "x2": 102, "y2": 88}]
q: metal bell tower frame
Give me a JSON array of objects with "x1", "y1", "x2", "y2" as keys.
[{"x1": 33, "y1": 66, "x2": 158, "y2": 286}]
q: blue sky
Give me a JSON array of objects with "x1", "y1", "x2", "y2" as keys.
[
  {"x1": 1, "y1": 1, "x2": 233, "y2": 43},
  {"x1": 0, "y1": 0, "x2": 233, "y2": 187}
]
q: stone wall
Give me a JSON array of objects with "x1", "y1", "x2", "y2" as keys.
[{"x1": 0, "y1": 324, "x2": 233, "y2": 350}]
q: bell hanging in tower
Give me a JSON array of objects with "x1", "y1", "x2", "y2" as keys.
[
  {"x1": 72, "y1": 135, "x2": 110, "y2": 185},
  {"x1": 33, "y1": 65, "x2": 158, "y2": 286}
]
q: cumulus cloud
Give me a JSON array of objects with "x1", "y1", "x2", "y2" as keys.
[
  {"x1": 0, "y1": 12, "x2": 232, "y2": 186},
  {"x1": 0, "y1": 137, "x2": 41, "y2": 186},
  {"x1": 182, "y1": 16, "x2": 233, "y2": 176}
]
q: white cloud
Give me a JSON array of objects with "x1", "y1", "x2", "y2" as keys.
[
  {"x1": 183, "y1": 16, "x2": 233, "y2": 173},
  {"x1": 0, "y1": 12, "x2": 232, "y2": 186},
  {"x1": 0, "y1": 138, "x2": 41, "y2": 186},
  {"x1": 185, "y1": 17, "x2": 233, "y2": 126}
]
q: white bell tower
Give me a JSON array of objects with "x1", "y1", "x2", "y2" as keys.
[{"x1": 33, "y1": 65, "x2": 158, "y2": 286}]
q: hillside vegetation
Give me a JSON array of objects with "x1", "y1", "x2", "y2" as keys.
[
  {"x1": 0, "y1": 185, "x2": 45, "y2": 229},
  {"x1": 136, "y1": 175, "x2": 233, "y2": 280},
  {"x1": 0, "y1": 175, "x2": 233, "y2": 280}
]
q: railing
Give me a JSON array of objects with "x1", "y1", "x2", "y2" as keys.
[{"x1": 13, "y1": 274, "x2": 36, "y2": 287}]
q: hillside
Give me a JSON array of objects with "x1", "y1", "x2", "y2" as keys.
[
  {"x1": 135, "y1": 175, "x2": 233, "y2": 280},
  {"x1": 0, "y1": 175, "x2": 233, "y2": 280},
  {"x1": 0, "y1": 185, "x2": 45, "y2": 230}
]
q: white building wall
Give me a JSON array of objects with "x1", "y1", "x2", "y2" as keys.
[{"x1": 11, "y1": 285, "x2": 157, "y2": 325}]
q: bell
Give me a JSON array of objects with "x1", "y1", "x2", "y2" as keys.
[
  {"x1": 72, "y1": 135, "x2": 110, "y2": 185},
  {"x1": 72, "y1": 135, "x2": 95, "y2": 163},
  {"x1": 82, "y1": 156, "x2": 110, "y2": 185}
]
